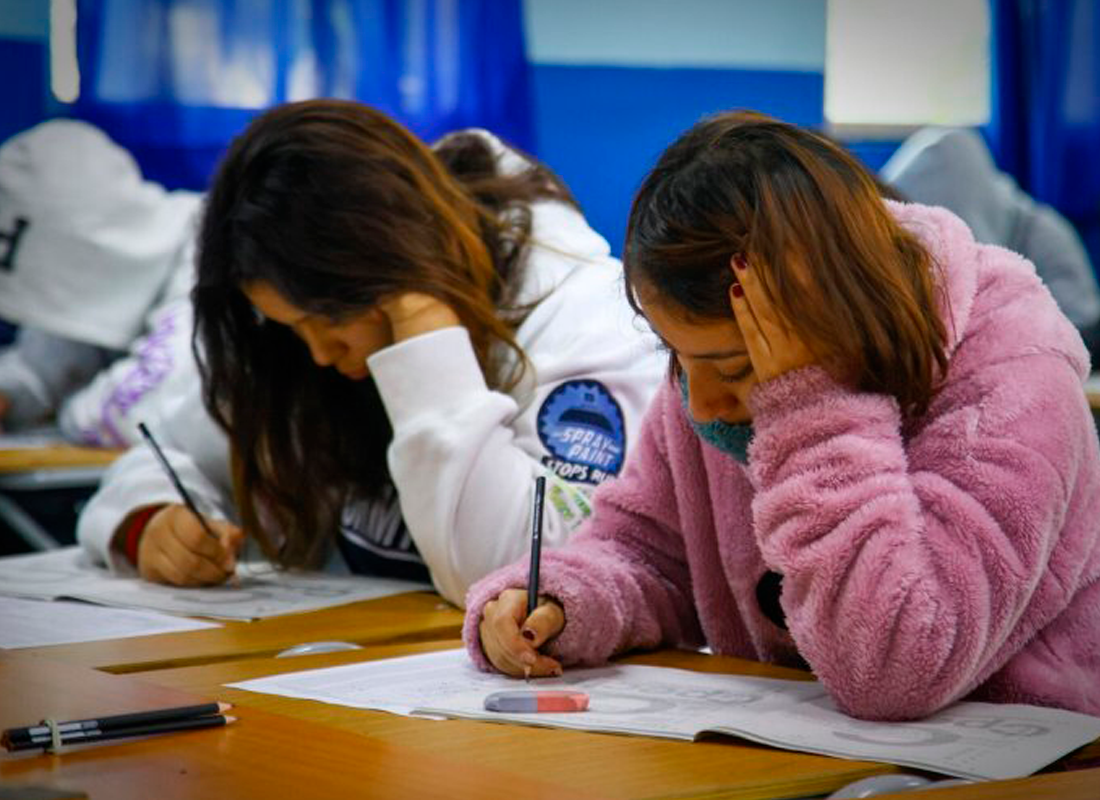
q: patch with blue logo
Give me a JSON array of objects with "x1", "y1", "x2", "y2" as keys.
[{"x1": 537, "y1": 380, "x2": 626, "y2": 485}]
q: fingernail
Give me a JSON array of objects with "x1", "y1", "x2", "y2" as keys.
[
  {"x1": 520, "y1": 650, "x2": 537, "y2": 666},
  {"x1": 521, "y1": 628, "x2": 536, "y2": 642},
  {"x1": 733, "y1": 254, "x2": 748, "y2": 271},
  {"x1": 731, "y1": 282, "x2": 744, "y2": 298},
  {"x1": 551, "y1": 666, "x2": 563, "y2": 677}
]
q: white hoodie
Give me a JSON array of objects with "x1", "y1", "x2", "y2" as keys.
[
  {"x1": 77, "y1": 131, "x2": 665, "y2": 605},
  {"x1": 881, "y1": 126, "x2": 1100, "y2": 330},
  {"x1": 0, "y1": 119, "x2": 203, "y2": 446}
]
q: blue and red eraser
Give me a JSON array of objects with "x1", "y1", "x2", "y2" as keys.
[{"x1": 483, "y1": 690, "x2": 590, "y2": 713}]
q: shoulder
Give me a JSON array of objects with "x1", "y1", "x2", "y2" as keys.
[{"x1": 887, "y1": 200, "x2": 1089, "y2": 379}]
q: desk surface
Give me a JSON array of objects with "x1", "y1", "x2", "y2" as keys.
[
  {"x1": 16, "y1": 591, "x2": 464, "y2": 673},
  {"x1": 134, "y1": 640, "x2": 1100, "y2": 800},
  {"x1": 0, "y1": 444, "x2": 120, "y2": 474},
  {"x1": 5, "y1": 643, "x2": 1098, "y2": 800},
  {"x1": 0, "y1": 649, "x2": 596, "y2": 800}
]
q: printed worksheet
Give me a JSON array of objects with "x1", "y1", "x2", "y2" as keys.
[
  {"x1": 0, "y1": 546, "x2": 433, "y2": 620},
  {"x1": 228, "y1": 648, "x2": 1100, "y2": 782},
  {"x1": 0, "y1": 595, "x2": 219, "y2": 648}
]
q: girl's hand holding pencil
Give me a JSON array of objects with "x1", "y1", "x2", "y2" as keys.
[
  {"x1": 479, "y1": 588, "x2": 565, "y2": 679},
  {"x1": 479, "y1": 476, "x2": 566, "y2": 679},
  {"x1": 133, "y1": 421, "x2": 244, "y2": 587},
  {"x1": 137, "y1": 503, "x2": 244, "y2": 587}
]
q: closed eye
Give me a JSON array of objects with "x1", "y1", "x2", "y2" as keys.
[{"x1": 717, "y1": 363, "x2": 753, "y2": 383}]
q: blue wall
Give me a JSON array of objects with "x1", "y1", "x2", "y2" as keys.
[
  {"x1": 522, "y1": 0, "x2": 838, "y2": 254},
  {"x1": 530, "y1": 65, "x2": 825, "y2": 253},
  {"x1": 0, "y1": 0, "x2": 49, "y2": 145}
]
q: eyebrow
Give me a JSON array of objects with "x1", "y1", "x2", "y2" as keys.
[{"x1": 656, "y1": 337, "x2": 747, "y2": 361}]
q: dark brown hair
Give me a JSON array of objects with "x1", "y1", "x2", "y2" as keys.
[
  {"x1": 194, "y1": 99, "x2": 576, "y2": 568},
  {"x1": 624, "y1": 110, "x2": 948, "y2": 416}
]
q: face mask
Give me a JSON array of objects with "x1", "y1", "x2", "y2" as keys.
[{"x1": 678, "y1": 374, "x2": 754, "y2": 463}]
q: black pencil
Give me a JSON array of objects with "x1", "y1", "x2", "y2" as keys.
[
  {"x1": 2, "y1": 702, "x2": 233, "y2": 751},
  {"x1": 137, "y1": 421, "x2": 219, "y2": 543},
  {"x1": 526, "y1": 475, "x2": 547, "y2": 618},
  {"x1": 2, "y1": 713, "x2": 235, "y2": 752}
]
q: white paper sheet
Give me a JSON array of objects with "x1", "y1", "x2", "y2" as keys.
[
  {"x1": 228, "y1": 648, "x2": 1100, "y2": 782},
  {"x1": 0, "y1": 595, "x2": 219, "y2": 648},
  {"x1": 0, "y1": 547, "x2": 433, "y2": 620}
]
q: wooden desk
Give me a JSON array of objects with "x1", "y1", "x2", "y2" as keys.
[
  {"x1": 136, "y1": 639, "x2": 904, "y2": 800},
  {"x1": 6, "y1": 645, "x2": 1098, "y2": 800},
  {"x1": 134, "y1": 640, "x2": 1100, "y2": 800},
  {"x1": 0, "y1": 445, "x2": 119, "y2": 474},
  {"x1": 0, "y1": 650, "x2": 600, "y2": 800},
  {"x1": 16, "y1": 591, "x2": 464, "y2": 673}
]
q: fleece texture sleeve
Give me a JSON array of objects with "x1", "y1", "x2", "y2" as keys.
[
  {"x1": 746, "y1": 348, "x2": 1097, "y2": 719},
  {"x1": 76, "y1": 383, "x2": 234, "y2": 574}
]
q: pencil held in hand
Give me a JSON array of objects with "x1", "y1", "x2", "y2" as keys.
[
  {"x1": 137, "y1": 422, "x2": 241, "y2": 586},
  {"x1": 526, "y1": 476, "x2": 546, "y2": 618},
  {"x1": 138, "y1": 422, "x2": 220, "y2": 542}
]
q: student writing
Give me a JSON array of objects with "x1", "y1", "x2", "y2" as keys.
[
  {"x1": 77, "y1": 99, "x2": 663, "y2": 604},
  {"x1": 469, "y1": 111, "x2": 1100, "y2": 719}
]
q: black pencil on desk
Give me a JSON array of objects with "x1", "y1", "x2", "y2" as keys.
[
  {"x1": 526, "y1": 475, "x2": 546, "y2": 618},
  {"x1": 137, "y1": 422, "x2": 219, "y2": 543},
  {"x1": 2, "y1": 702, "x2": 234, "y2": 751},
  {"x1": 2, "y1": 713, "x2": 236, "y2": 751}
]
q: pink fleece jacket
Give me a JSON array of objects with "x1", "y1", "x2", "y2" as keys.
[{"x1": 463, "y1": 202, "x2": 1100, "y2": 721}]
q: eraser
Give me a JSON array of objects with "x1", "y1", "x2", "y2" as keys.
[{"x1": 483, "y1": 690, "x2": 589, "y2": 713}]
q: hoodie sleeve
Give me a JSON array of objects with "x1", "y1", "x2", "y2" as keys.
[
  {"x1": 463, "y1": 383, "x2": 704, "y2": 670},
  {"x1": 746, "y1": 351, "x2": 1096, "y2": 720},
  {"x1": 369, "y1": 312, "x2": 663, "y2": 606},
  {"x1": 76, "y1": 383, "x2": 235, "y2": 573}
]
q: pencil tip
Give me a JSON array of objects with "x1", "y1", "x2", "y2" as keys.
[
  {"x1": 217, "y1": 702, "x2": 233, "y2": 713},
  {"x1": 223, "y1": 716, "x2": 238, "y2": 724}
]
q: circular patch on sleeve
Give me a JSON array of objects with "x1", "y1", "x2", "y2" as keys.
[{"x1": 537, "y1": 380, "x2": 626, "y2": 485}]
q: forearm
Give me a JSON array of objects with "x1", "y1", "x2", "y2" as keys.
[{"x1": 748, "y1": 364, "x2": 1087, "y2": 718}]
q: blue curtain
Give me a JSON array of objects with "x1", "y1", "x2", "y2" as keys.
[
  {"x1": 72, "y1": 0, "x2": 532, "y2": 191},
  {"x1": 987, "y1": 0, "x2": 1100, "y2": 259}
]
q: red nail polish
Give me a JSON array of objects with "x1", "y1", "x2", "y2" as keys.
[
  {"x1": 521, "y1": 628, "x2": 536, "y2": 641},
  {"x1": 733, "y1": 254, "x2": 748, "y2": 271},
  {"x1": 731, "y1": 282, "x2": 744, "y2": 298}
]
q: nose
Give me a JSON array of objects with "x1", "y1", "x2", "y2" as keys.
[
  {"x1": 685, "y1": 368, "x2": 735, "y2": 423},
  {"x1": 299, "y1": 326, "x2": 341, "y2": 368}
]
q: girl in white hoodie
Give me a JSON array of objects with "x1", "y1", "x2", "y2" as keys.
[{"x1": 77, "y1": 99, "x2": 662, "y2": 605}]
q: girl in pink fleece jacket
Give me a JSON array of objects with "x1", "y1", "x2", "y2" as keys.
[{"x1": 465, "y1": 112, "x2": 1100, "y2": 721}]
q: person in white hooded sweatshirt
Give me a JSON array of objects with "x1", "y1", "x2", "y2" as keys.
[
  {"x1": 0, "y1": 119, "x2": 202, "y2": 447},
  {"x1": 881, "y1": 126, "x2": 1100, "y2": 363},
  {"x1": 77, "y1": 99, "x2": 663, "y2": 606}
]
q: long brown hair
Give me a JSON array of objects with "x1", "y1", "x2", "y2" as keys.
[
  {"x1": 624, "y1": 110, "x2": 948, "y2": 416},
  {"x1": 194, "y1": 99, "x2": 576, "y2": 568}
]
